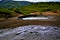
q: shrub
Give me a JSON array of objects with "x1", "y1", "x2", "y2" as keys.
[{"x1": 0, "y1": 8, "x2": 17, "y2": 18}]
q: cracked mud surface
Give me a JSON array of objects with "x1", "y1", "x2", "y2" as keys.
[{"x1": 0, "y1": 25, "x2": 60, "y2": 40}]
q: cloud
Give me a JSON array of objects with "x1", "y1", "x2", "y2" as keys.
[{"x1": 13, "y1": 0, "x2": 60, "y2": 2}]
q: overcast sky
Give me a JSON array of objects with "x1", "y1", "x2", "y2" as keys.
[{"x1": 13, "y1": 0, "x2": 60, "y2": 2}]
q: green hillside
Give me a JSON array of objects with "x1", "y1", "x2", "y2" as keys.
[
  {"x1": 0, "y1": 2, "x2": 60, "y2": 18},
  {"x1": 0, "y1": 1, "x2": 30, "y2": 8},
  {"x1": 20, "y1": 2, "x2": 60, "y2": 15}
]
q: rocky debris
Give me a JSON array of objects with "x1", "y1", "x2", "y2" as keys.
[{"x1": 0, "y1": 25, "x2": 60, "y2": 40}]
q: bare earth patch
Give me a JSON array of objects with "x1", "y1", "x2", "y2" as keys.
[{"x1": 0, "y1": 19, "x2": 60, "y2": 29}]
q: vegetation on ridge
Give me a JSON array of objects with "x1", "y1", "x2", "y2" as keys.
[{"x1": 0, "y1": 2, "x2": 60, "y2": 18}]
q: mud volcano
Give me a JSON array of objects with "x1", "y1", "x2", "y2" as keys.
[{"x1": 0, "y1": 25, "x2": 60, "y2": 40}]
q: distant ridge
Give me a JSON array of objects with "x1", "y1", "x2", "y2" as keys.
[
  {"x1": 0, "y1": 1, "x2": 31, "y2": 8},
  {"x1": 0, "y1": 0, "x2": 60, "y2": 8}
]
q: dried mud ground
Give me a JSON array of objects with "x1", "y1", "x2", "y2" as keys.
[
  {"x1": 0, "y1": 20, "x2": 60, "y2": 40},
  {"x1": 0, "y1": 19, "x2": 60, "y2": 29},
  {"x1": 0, "y1": 25, "x2": 60, "y2": 40}
]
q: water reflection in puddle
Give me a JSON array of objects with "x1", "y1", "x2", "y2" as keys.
[
  {"x1": 22, "y1": 17, "x2": 49, "y2": 20},
  {"x1": 19, "y1": 16, "x2": 55, "y2": 20}
]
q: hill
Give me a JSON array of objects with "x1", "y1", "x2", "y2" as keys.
[
  {"x1": 20, "y1": 2, "x2": 60, "y2": 15},
  {"x1": 0, "y1": 2, "x2": 60, "y2": 18},
  {"x1": 0, "y1": 1, "x2": 32, "y2": 18},
  {"x1": 0, "y1": 1, "x2": 31, "y2": 8}
]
